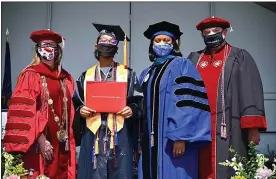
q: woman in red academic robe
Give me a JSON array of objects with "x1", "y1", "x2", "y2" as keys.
[{"x1": 3, "y1": 30, "x2": 76, "y2": 179}]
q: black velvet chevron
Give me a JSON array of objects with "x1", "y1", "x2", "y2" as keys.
[
  {"x1": 176, "y1": 100, "x2": 210, "y2": 112},
  {"x1": 174, "y1": 88, "x2": 208, "y2": 99},
  {"x1": 175, "y1": 76, "x2": 205, "y2": 87}
]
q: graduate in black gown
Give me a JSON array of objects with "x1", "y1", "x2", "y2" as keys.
[{"x1": 73, "y1": 23, "x2": 143, "y2": 179}]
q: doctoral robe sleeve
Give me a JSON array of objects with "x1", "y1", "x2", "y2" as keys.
[
  {"x1": 72, "y1": 71, "x2": 86, "y2": 146},
  {"x1": 238, "y1": 50, "x2": 267, "y2": 130},
  {"x1": 166, "y1": 58, "x2": 212, "y2": 144},
  {"x1": 3, "y1": 71, "x2": 45, "y2": 153}
]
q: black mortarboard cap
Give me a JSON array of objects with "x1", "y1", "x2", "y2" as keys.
[
  {"x1": 92, "y1": 23, "x2": 130, "y2": 42},
  {"x1": 144, "y1": 21, "x2": 183, "y2": 40}
]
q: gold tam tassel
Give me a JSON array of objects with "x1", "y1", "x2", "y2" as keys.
[
  {"x1": 123, "y1": 34, "x2": 128, "y2": 67},
  {"x1": 178, "y1": 38, "x2": 181, "y2": 47}
]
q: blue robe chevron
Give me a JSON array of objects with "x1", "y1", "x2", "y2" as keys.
[{"x1": 138, "y1": 57, "x2": 212, "y2": 179}]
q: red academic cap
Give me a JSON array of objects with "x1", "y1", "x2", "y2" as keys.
[
  {"x1": 30, "y1": 29, "x2": 64, "y2": 44},
  {"x1": 196, "y1": 17, "x2": 231, "y2": 31}
]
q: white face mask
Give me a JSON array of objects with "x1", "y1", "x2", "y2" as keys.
[{"x1": 37, "y1": 41, "x2": 59, "y2": 61}]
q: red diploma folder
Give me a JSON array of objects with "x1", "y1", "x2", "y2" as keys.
[{"x1": 86, "y1": 81, "x2": 127, "y2": 113}]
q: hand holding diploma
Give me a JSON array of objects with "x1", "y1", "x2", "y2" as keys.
[
  {"x1": 117, "y1": 106, "x2": 133, "y2": 119},
  {"x1": 80, "y1": 106, "x2": 96, "y2": 118}
]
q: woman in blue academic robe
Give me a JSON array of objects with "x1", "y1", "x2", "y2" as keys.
[{"x1": 138, "y1": 21, "x2": 212, "y2": 179}]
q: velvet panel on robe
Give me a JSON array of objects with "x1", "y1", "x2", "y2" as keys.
[
  {"x1": 72, "y1": 63, "x2": 143, "y2": 179},
  {"x1": 188, "y1": 46, "x2": 267, "y2": 179},
  {"x1": 195, "y1": 45, "x2": 230, "y2": 179},
  {"x1": 138, "y1": 57, "x2": 212, "y2": 179},
  {"x1": 3, "y1": 62, "x2": 76, "y2": 179}
]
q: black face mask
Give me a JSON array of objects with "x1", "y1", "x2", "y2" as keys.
[
  {"x1": 97, "y1": 44, "x2": 118, "y2": 58},
  {"x1": 203, "y1": 32, "x2": 225, "y2": 49}
]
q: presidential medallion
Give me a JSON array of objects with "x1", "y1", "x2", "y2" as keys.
[{"x1": 57, "y1": 130, "x2": 68, "y2": 142}]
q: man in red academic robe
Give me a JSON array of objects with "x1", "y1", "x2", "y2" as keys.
[
  {"x1": 188, "y1": 17, "x2": 267, "y2": 179},
  {"x1": 3, "y1": 30, "x2": 76, "y2": 179}
]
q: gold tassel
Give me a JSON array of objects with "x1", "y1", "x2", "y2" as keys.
[
  {"x1": 123, "y1": 34, "x2": 128, "y2": 67},
  {"x1": 110, "y1": 132, "x2": 114, "y2": 149},
  {"x1": 178, "y1": 38, "x2": 181, "y2": 47},
  {"x1": 95, "y1": 132, "x2": 99, "y2": 155}
]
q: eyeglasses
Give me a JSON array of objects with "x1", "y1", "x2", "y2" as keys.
[
  {"x1": 98, "y1": 39, "x2": 118, "y2": 46},
  {"x1": 38, "y1": 42, "x2": 58, "y2": 48}
]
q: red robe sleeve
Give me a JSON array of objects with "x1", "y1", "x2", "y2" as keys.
[
  {"x1": 3, "y1": 70, "x2": 48, "y2": 153},
  {"x1": 238, "y1": 49, "x2": 267, "y2": 130}
]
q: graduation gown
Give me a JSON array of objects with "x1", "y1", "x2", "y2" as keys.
[
  {"x1": 138, "y1": 57, "x2": 212, "y2": 179},
  {"x1": 188, "y1": 44, "x2": 267, "y2": 179},
  {"x1": 3, "y1": 62, "x2": 76, "y2": 179},
  {"x1": 73, "y1": 62, "x2": 143, "y2": 179}
]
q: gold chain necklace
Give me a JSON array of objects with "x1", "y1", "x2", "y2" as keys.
[{"x1": 41, "y1": 76, "x2": 68, "y2": 143}]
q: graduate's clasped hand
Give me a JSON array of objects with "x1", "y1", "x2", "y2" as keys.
[
  {"x1": 117, "y1": 106, "x2": 133, "y2": 118},
  {"x1": 80, "y1": 106, "x2": 96, "y2": 118},
  {"x1": 80, "y1": 105, "x2": 133, "y2": 118}
]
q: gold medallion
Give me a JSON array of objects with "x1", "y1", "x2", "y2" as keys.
[{"x1": 57, "y1": 130, "x2": 68, "y2": 142}]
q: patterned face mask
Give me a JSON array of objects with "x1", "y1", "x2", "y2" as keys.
[
  {"x1": 152, "y1": 44, "x2": 173, "y2": 57},
  {"x1": 37, "y1": 42, "x2": 59, "y2": 61}
]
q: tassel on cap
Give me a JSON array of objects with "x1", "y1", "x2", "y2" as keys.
[
  {"x1": 229, "y1": 24, "x2": 234, "y2": 32},
  {"x1": 123, "y1": 34, "x2": 128, "y2": 67}
]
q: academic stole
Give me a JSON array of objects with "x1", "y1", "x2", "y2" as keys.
[{"x1": 84, "y1": 63, "x2": 128, "y2": 168}]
